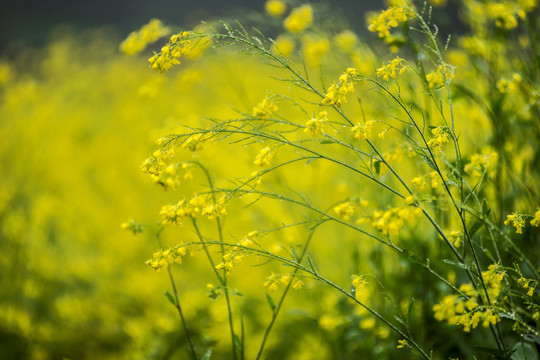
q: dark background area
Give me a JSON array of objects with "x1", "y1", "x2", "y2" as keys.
[{"x1": 0, "y1": 0, "x2": 385, "y2": 53}]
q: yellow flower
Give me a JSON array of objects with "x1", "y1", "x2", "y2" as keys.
[
  {"x1": 271, "y1": 35, "x2": 296, "y2": 57},
  {"x1": 504, "y1": 212, "x2": 525, "y2": 234},
  {"x1": 284, "y1": 5, "x2": 313, "y2": 33},
  {"x1": 427, "y1": 126, "x2": 450, "y2": 152},
  {"x1": 426, "y1": 64, "x2": 454, "y2": 88},
  {"x1": 496, "y1": 73, "x2": 521, "y2": 93},
  {"x1": 486, "y1": 3, "x2": 518, "y2": 29},
  {"x1": 449, "y1": 230, "x2": 463, "y2": 248},
  {"x1": 321, "y1": 67, "x2": 358, "y2": 107},
  {"x1": 302, "y1": 35, "x2": 330, "y2": 68},
  {"x1": 120, "y1": 219, "x2": 143, "y2": 234},
  {"x1": 292, "y1": 279, "x2": 304, "y2": 290},
  {"x1": 368, "y1": 6, "x2": 408, "y2": 38},
  {"x1": 411, "y1": 176, "x2": 426, "y2": 190},
  {"x1": 334, "y1": 30, "x2": 358, "y2": 53},
  {"x1": 148, "y1": 31, "x2": 195, "y2": 73},
  {"x1": 531, "y1": 208, "x2": 540, "y2": 227},
  {"x1": 464, "y1": 149, "x2": 498, "y2": 178},
  {"x1": 254, "y1": 147, "x2": 274, "y2": 167},
  {"x1": 351, "y1": 274, "x2": 367, "y2": 290},
  {"x1": 376, "y1": 56, "x2": 407, "y2": 80},
  {"x1": 253, "y1": 96, "x2": 278, "y2": 117},
  {"x1": 120, "y1": 19, "x2": 170, "y2": 55},
  {"x1": 351, "y1": 120, "x2": 376, "y2": 141},
  {"x1": 264, "y1": 273, "x2": 280, "y2": 291},
  {"x1": 265, "y1": 0, "x2": 287, "y2": 17},
  {"x1": 334, "y1": 202, "x2": 355, "y2": 220},
  {"x1": 397, "y1": 339, "x2": 408, "y2": 349},
  {"x1": 145, "y1": 244, "x2": 188, "y2": 271},
  {"x1": 201, "y1": 196, "x2": 228, "y2": 220},
  {"x1": 305, "y1": 111, "x2": 328, "y2": 137}
]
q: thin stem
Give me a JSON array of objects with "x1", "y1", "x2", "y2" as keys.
[
  {"x1": 255, "y1": 220, "x2": 327, "y2": 360},
  {"x1": 167, "y1": 267, "x2": 199, "y2": 360},
  {"x1": 154, "y1": 230, "x2": 199, "y2": 360},
  {"x1": 191, "y1": 161, "x2": 239, "y2": 360}
]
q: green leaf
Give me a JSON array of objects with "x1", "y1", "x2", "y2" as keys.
[
  {"x1": 394, "y1": 315, "x2": 406, "y2": 327},
  {"x1": 290, "y1": 246, "x2": 298, "y2": 262},
  {"x1": 468, "y1": 218, "x2": 484, "y2": 238},
  {"x1": 443, "y1": 259, "x2": 474, "y2": 271},
  {"x1": 482, "y1": 198, "x2": 492, "y2": 218},
  {"x1": 307, "y1": 255, "x2": 318, "y2": 275},
  {"x1": 265, "y1": 292, "x2": 276, "y2": 311},
  {"x1": 512, "y1": 341, "x2": 539, "y2": 360},
  {"x1": 233, "y1": 334, "x2": 243, "y2": 353},
  {"x1": 164, "y1": 291, "x2": 176, "y2": 306},
  {"x1": 419, "y1": 152, "x2": 437, "y2": 171},
  {"x1": 406, "y1": 298, "x2": 416, "y2": 319},
  {"x1": 474, "y1": 345, "x2": 515, "y2": 360},
  {"x1": 201, "y1": 349, "x2": 212, "y2": 360},
  {"x1": 373, "y1": 160, "x2": 381, "y2": 176}
]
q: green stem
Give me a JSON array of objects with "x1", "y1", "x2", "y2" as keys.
[
  {"x1": 255, "y1": 220, "x2": 327, "y2": 360},
  {"x1": 154, "y1": 230, "x2": 199, "y2": 360}
]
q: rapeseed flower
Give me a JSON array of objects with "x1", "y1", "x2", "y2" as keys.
[
  {"x1": 284, "y1": 5, "x2": 313, "y2": 33},
  {"x1": 504, "y1": 212, "x2": 525, "y2": 234},
  {"x1": 120, "y1": 19, "x2": 170, "y2": 55},
  {"x1": 265, "y1": 0, "x2": 287, "y2": 17}
]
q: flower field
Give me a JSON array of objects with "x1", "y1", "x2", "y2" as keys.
[{"x1": 1, "y1": 0, "x2": 539, "y2": 359}]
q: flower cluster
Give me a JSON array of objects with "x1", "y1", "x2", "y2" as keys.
[
  {"x1": 264, "y1": 273, "x2": 304, "y2": 291},
  {"x1": 351, "y1": 120, "x2": 376, "y2": 141},
  {"x1": 427, "y1": 126, "x2": 450, "y2": 152},
  {"x1": 283, "y1": 5, "x2": 313, "y2": 33},
  {"x1": 426, "y1": 64, "x2": 454, "y2": 88},
  {"x1": 182, "y1": 133, "x2": 212, "y2": 152},
  {"x1": 215, "y1": 231, "x2": 259, "y2": 274},
  {"x1": 140, "y1": 146, "x2": 180, "y2": 190},
  {"x1": 321, "y1": 68, "x2": 358, "y2": 107},
  {"x1": 304, "y1": 110, "x2": 328, "y2": 137},
  {"x1": 253, "y1": 96, "x2": 278, "y2": 118},
  {"x1": 376, "y1": 57, "x2": 407, "y2": 80},
  {"x1": 531, "y1": 209, "x2": 540, "y2": 227},
  {"x1": 433, "y1": 264, "x2": 505, "y2": 332},
  {"x1": 265, "y1": 0, "x2": 287, "y2": 18},
  {"x1": 486, "y1": 2, "x2": 521, "y2": 29},
  {"x1": 148, "y1": 31, "x2": 196, "y2": 73},
  {"x1": 254, "y1": 147, "x2": 274, "y2": 167},
  {"x1": 368, "y1": 205, "x2": 422, "y2": 236},
  {"x1": 120, "y1": 19, "x2": 170, "y2": 55},
  {"x1": 160, "y1": 194, "x2": 227, "y2": 226},
  {"x1": 334, "y1": 202, "x2": 355, "y2": 220},
  {"x1": 464, "y1": 149, "x2": 498, "y2": 178},
  {"x1": 271, "y1": 35, "x2": 295, "y2": 57},
  {"x1": 518, "y1": 277, "x2": 536, "y2": 297},
  {"x1": 120, "y1": 219, "x2": 143, "y2": 234},
  {"x1": 206, "y1": 283, "x2": 222, "y2": 299},
  {"x1": 302, "y1": 35, "x2": 330, "y2": 68},
  {"x1": 145, "y1": 244, "x2": 188, "y2": 272},
  {"x1": 448, "y1": 230, "x2": 463, "y2": 248},
  {"x1": 504, "y1": 212, "x2": 525, "y2": 234},
  {"x1": 496, "y1": 73, "x2": 522, "y2": 93},
  {"x1": 412, "y1": 171, "x2": 448, "y2": 190},
  {"x1": 368, "y1": 6, "x2": 409, "y2": 38},
  {"x1": 334, "y1": 30, "x2": 358, "y2": 54}
]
